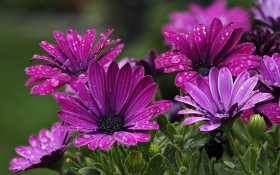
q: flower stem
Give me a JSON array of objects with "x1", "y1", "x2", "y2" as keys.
[
  {"x1": 112, "y1": 142, "x2": 127, "y2": 175},
  {"x1": 225, "y1": 130, "x2": 249, "y2": 174}
]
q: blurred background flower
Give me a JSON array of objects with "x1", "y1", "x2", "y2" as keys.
[{"x1": 0, "y1": 0, "x2": 256, "y2": 174}]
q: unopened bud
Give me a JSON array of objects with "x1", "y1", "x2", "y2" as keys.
[
  {"x1": 211, "y1": 157, "x2": 216, "y2": 163},
  {"x1": 248, "y1": 114, "x2": 266, "y2": 142},
  {"x1": 179, "y1": 166, "x2": 187, "y2": 175},
  {"x1": 125, "y1": 150, "x2": 144, "y2": 174},
  {"x1": 149, "y1": 143, "x2": 161, "y2": 158}
]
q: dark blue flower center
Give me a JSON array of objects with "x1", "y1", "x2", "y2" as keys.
[
  {"x1": 98, "y1": 114, "x2": 124, "y2": 135},
  {"x1": 217, "y1": 110, "x2": 226, "y2": 114},
  {"x1": 197, "y1": 66, "x2": 210, "y2": 77}
]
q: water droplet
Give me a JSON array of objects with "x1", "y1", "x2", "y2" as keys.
[
  {"x1": 247, "y1": 60, "x2": 252, "y2": 65},
  {"x1": 41, "y1": 41, "x2": 47, "y2": 46},
  {"x1": 170, "y1": 55, "x2": 181, "y2": 63}
]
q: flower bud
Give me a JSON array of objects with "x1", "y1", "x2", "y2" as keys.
[
  {"x1": 149, "y1": 143, "x2": 161, "y2": 158},
  {"x1": 125, "y1": 150, "x2": 144, "y2": 174},
  {"x1": 179, "y1": 166, "x2": 187, "y2": 175},
  {"x1": 247, "y1": 114, "x2": 266, "y2": 142}
]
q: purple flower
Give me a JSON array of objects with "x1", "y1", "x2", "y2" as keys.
[
  {"x1": 241, "y1": 53, "x2": 280, "y2": 128},
  {"x1": 163, "y1": 0, "x2": 251, "y2": 34},
  {"x1": 156, "y1": 18, "x2": 260, "y2": 94},
  {"x1": 252, "y1": 0, "x2": 280, "y2": 31},
  {"x1": 53, "y1": 60, "x2": 173, "y2": 150},
  {"x1": 9, "y1": 123, "x2": 72, "y2": 173},
  {"x1": 246, "y1": 27, "x2": 280, "y2": 57},
  {"x1": 175, "y1": 67, "x2": 273, "y2": 132},
  {"x1": 25, "y1": 29, "x2": 123, "y2": 95}
]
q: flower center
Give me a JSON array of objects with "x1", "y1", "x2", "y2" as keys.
[
  {"x1": 217, "y1": 109, "x2": 226, "y2": 114},
  {"x1": 197, "y1": 66, "x2": 210, "y2": 76},
  {"x1": 98, "y1": 114, "x2": 124, "y2": 135}
]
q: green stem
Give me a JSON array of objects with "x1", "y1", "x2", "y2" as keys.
[
  {"x1": 253, "y1": 140, "x2": 259, "y2": 151},
  {"x1": 225, "y1": 130, "x2": 249, "y2": 174},
  {"x1": 112, "y1": 142, "x2": 127, "y2": 175}
]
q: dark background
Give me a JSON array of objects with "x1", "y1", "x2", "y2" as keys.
[{"x1": 0, "y1": 0, "x2": 254, "y2": 174}]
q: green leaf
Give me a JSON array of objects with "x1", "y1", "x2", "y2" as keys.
[
  {"x1": 188, "y1": 151, "x2": 200, "y2": 175},
  {"x1": 79, "y1": 167, "x2": 101, "y2": 175},
  {"x1": 168, "y1": 123, "x2": 178, "y2": 135},
  {"x1": 175, "y1": 150, "x2": 183, "y2": 167},
  {"x1": 164, "y1": 157, "x2": 177, "y2": 175},
  {"x1": 260, "y1": 144, "x2": 270, "y2": 175},
  {"x1": 175, "y1": 121, "x2": 185, "y2": 134},
  {"x1": 250, "y1": 147, "x2": 258, "y2": 174},
  {"x1": 71, "y1": 167, "x2": 80, "y2": 174},
  {"x1": 93, "y1": 163, "x2": 113, "y2": 175},
  {"x1": 65, "y1": 170, "x2": 78, "y2": 175},
  {"x1": 202, "y1": 149, "x2": 211, "y2": 175},
  {"x1": 223, "y1": 161, "x2": 235, "y2": 169},
  {"x1": 243, "y1": 146, "x2": 251, "y2": 171},
  {"x1": 184, "y1": 132, "x2": 210, "y2": 151},
  {"x1": 157, "y1": 115, "x2": 175, "y2": 142},
  {"x1": 137, "y1": 141, "x2": 151, "y2": 162},
  {"x1": 163, "y1": 143, "x2": 179, "y2": 171},
  {"x1": 142, "y1": 154, "x2": 164, "y2": 175},
  {"x1": 214, "y1": 164, "x2": 232, "y2": 175}
]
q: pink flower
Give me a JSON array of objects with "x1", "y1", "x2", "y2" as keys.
[
  {"x1": 156, "y1": 18, "x2": 260, "y2": 94},
  {"x1": 53, "y1": 60, "x2": 173, "y2": 150},
  {"x1": 25, "y1": 29, "x2": 123, "y2": 95},
  {"x1": 163, "y1": 0, "x2": 251, "y2": 35}
]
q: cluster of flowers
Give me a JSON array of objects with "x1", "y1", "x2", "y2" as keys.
[{"x1": 9, "y1": 0, "x2": 280, "y2": 174}]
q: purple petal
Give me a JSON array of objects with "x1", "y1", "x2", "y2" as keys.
[
  {"x1": 125, "y1": 105, "x2": 159, "y2": 126},
  {"x1": 25, "y1": 64, "x2": 58, "y2": 77},
  {"x1": 193, "y1": 24, "x2": 209, "y2": 64},
  {"x1": 114, "y1": 62, "x2": 133, "y2": 114},
  {"x1": 98, "y1": 134, "x2": 116, "y2": 149},
  {"x1": 30, "y1": 82, "x2": 45, "y2": 94},
  {"x1": 15, "y1": 146, "x2": 42, "y2": 159},
  {"x1": 209, "y1": 67, "x2": 223, "y2": 110},
  {"x1": 208, "y1": 18, "x2": 223, "y2": 52},
  {"x1": 73, "y1": 132, "x2": 103, "y2": 147},
  {"x1": 30, "y1": 55, "x2": 62, "y2": 68},
  {"x1": 88, "y1": 60, "x2": 106, "y2": 115},
  {"x1": 230, "y1": 71, "x2": 250, "y2": 104},
  {"x1": 53, "y1": 31, "x2": 78, "y2": 69},
  {"x1": 228, "y1": 42, "x2": 256, "y2": 55},
  {"x1": 255, "y1": 103, "x2": 280, "y2": 125},
  {"x1": 219, "y1": 54, "x2": 261, "y2": 76},
  {"x1": 162, "y1": 31, "x2": 195, "y2": 60},
  {"x1": 67, "y1": 29, "x2": 82, "y2": 62},
  {"x1": 175, "y1": 71, "x2": 197, "y2": 87},
  {"x1": 133, "y1": 131, "x2": 151, "y2": 142},
  {"x1": 196, "y1": 74, "x2": 218, "y2": 112},
  {"x1": 132, "y1": 66, "x2": 145, "y2": 87},
  {"x1": 174, "y1": 95, "x2": 200, "y2": 109},
  {"x1": 210, "y1": 22, "x2": 236, "y2": 64},
  {"x1": 233, "y1": 76, "x2": 258, "y2": 105},
  {"x1": 128, "y1": 120, "x2": 159, "y2": 130},
  {"x1": 25, "y1": 76, "x2": 47, "y2": 86},
  {"x1": 106, "y1": 61, "x2": 119, "y2": 113},
  {"x1": 113, "y1": 131, "x2": 138, "y2": 145},
  {"x1": 185, "y1": 117, "x2": 210, "y2": 125},
  {"x1": 185, "y1": 82, "x2": 216, "y2": 115},
  {"x1": 164, "y1": 65, "x2": 192, "y2": 73},
  {"x1": 199, "y1": 122, "x2": 221, "y2": 132},
  {"x1": 240, "y1": 92, "x2": 274, "y2": 111},
  {"x1": 218, "y1": 67, "x2": 233, "y2": 109},
  {"x1": 179, "y1": 109, "x2": 203, "y2": 115},
  {"x1": 98, "y1": 43, "x2": 124, "y2": 66},
  {"x1": 214, "y1": 28, "x2": 244, "y2": 65},
  {"x1": 70, "y1": 77, "x2": 101, "y2": 116},
  {"x1": 154, "y1": 50, "x2": 192, "y2": 70},
  {"x1": 90, "y1": 29, "x2": 114, "y2": 60},
  {"x1": 122, "y1": 83, "x2": 157, "y2": 119},
  {"x1": 38, "y1": 78, "x2": 68, "y2": 95},
  {"x1": 57, "y1": 110, "x2": 98, "y2": 129},
  {"x1": 148, "y1": 100, "x2": 173, "y2": 116},
  {"x1": 79, "y1": 29, "x2": 96, "y2": 69},
  {"x1": 39, "y1": 41, "x2": 67, "y2": 65}
]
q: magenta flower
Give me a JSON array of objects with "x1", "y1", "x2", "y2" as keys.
[
  {"x1": 163, "y1": 0, "x2": 251, "y2": 34},
  {"x1": 53, "y1": 60, "x2": 172, "y2": 150},
  {"x1": 156, "y1": 18, "x2": 260, "y2": 93},
  {"x1": 252, "y1": 0, "x2": 280, "y2": 31},
  {"x1": 9, "y1": 123, "x2": 72, "y2": 173},
  {"x1": 241, "y1": 53, "x2": 280, "y2": 129},
  {"x1": 25, "y1": 29, "x2": 123, "y2": 95},
  {"x1": 175, "y1": 67, "x2": 272, "y2": 132}
]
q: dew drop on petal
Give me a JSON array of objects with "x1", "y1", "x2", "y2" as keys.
[{"x1": 170, "y1": 55, "x2": 181, "y2": 63}]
